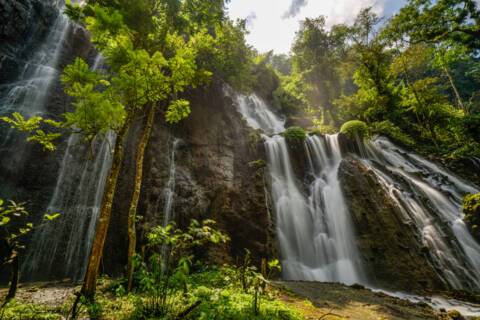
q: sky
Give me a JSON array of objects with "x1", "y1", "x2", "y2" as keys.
[{"x1": 227, "y1": 0, "x2": 407, "y2": 54}]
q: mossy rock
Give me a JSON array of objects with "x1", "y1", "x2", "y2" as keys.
[
  {"x1": 463, "y1": 193, "x2": 480, "y2": 241},
  {"x1": 340, "y1": 120, "x2": 369, "y2": 139},
  {"x1": 283, "y1": 126, "x2": 307, "y2": 146}
]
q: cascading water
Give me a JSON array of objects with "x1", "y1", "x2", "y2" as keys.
[
  {"x1": 0, "y1": 1, "x2": 71, "y2": 155},
  {"x1": 157, "y1": 136, "x2": 181, "y2": 264},
  {"x1": 24, "y1": 131, "x2": 115, "y2": 280},
  {"x1": 23, "y1": 56, "x2": 117, "y2": 281},
  {"x1": 161, "y1": 137, "x2": 181, "y2": 228},
  {"x1": 231, "y1": 91, "x2": 364, "y2": 284},
  {"x1": 265, "y1": 134, "x2": 364, "y2": 283},
  {"x1": 232, "y1": 90, "x2": 480, "y2": 293},
  {"x1": 359, "y1": 137, "x2": 480, "y2": 290},
  {"x1": 233, "y1": 93, "x2": 286, "y2": 135}
]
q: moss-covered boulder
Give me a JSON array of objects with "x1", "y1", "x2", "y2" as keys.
[
  {"x1": 340, "y1": 120, "x2": 369, "y2": 139},
  {"x1": 283, "y1": 126, "x2": 307, "y2": 146},
  {"x1": 463, "y1": 193, "x2": 480, "y2": 242}
]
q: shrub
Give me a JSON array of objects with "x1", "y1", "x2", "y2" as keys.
[
  {"x1": 283, "y1": 126, "x2": 307, "y2": 145},
  {"x1": 371, "y1": 120, "x2": 415, "y2": 147},
  {"x1": 340, "y1": 120, "x2": 369, "y2": 139},
  {"x1": 463, "y1": 193, "x2": 480, "y2": 241},
  {"x1": 186, "y1": 266, "x2": 302, "y2": 320}
]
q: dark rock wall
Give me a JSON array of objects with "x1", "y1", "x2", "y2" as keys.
[
  {"x1": 338, "y1": 158, "x2": 447, "y2": 292},
  {"x1": 0, "y1": 0, "x2": 57, "y2": 81},
  {"x1": 0, "y1": 0, "x2": 95, "y2": 282},
  {"x1": 103, "y1": 82, "x2": 275, "y2": 276}
]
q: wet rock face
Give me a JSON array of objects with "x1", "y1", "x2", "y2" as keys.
[
  {"x1": 338, "y1": 158, "x2": 446, "y2": 293},
  {"x1": 0, "y1": 0, "x2": 57, "y2": 80},
  {"x1": 0, "y1": 1, "x2": 94, "y2": 282},
  {"x1": 104, "y1": 82, "x2": 274, "y2": 275}
]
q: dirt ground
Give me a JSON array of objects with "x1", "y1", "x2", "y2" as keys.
[{"x1": 274, "y1": 281, "x2": 470, "y2": 320}]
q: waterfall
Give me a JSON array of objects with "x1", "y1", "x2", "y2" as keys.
[
  {"x1": 158, "y1": 136, "x2": 182, "y2": 266},
  {"x1": 359, "y1": 137, "x2": 480, "y2": 290},
  {"x1": 265, "y1": 134, "x2": 364, "y2": 283},
  {"x1": 231, "y1": 91, "x2": 365, "y2": 284},
  {"x1": 24, "y1": 131, "x2": 115, "y2": 280},
  {"x1": 0, "y1": 2, "x2": 73, "y2": 193},
  {"x1": 233, "y1": 93, "x2": 286, "y2": 135},
  {"x1": 23, "y1": 56, "x2": 116, "y2": 281},
  {"x1": 232, "y1": 90, "x2": 480, "y2": 292},
  {"x1": 161, "y1": 137, "x2": 182, "y2": 228}
]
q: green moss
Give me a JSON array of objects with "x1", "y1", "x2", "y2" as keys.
[
  {"x1": 283, "y1": 126, "x2": 307, "y2": 145},
  {"x1": 249, "y1": 159, "x2": 267, "y2": 169},
  {"x1": 249, "y1": 129, "x2": 263, "y2": 150},
  {"x1": 340, "y1": 120, "x2": 369, "y2": 139},
  {"x1": 0, "y1": 300, "x2": 63, "y2": 320},
  {"x1": 463, "y1": 193, "x2": 480, "y2": 241}
]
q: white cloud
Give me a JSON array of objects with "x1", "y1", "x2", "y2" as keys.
[{"x1": 227, "y1": 0, "x2": 393, "y2": 54}]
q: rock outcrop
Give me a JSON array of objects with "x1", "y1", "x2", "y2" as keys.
[
  {"x1": 339, "y1": 158, "x2": 446, "y2": 292},
  {"x1": 103, "y1": 82, "x2": 276, "y2": 275},
  {"x1": 0, "y1": 0, "x2": 57, "y2": 81}
]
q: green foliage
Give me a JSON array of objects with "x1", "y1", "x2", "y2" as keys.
[
  {"x1": 462, "y1": 114, "x2": 480, "y2": 141},
  {"x1": 291, "y1": 16, "x2": 350, "y2": 125},
  {"x1": 463, "y1": 193, "x2": 480, "y2": 241},
  {"x1": 183, "y1": 264, "x2": 299, "y2": 320},
  {"x1": 1, "y1": 200, "x2": 33, "y2": 252},
  {"x1": 268, "y1": 53, "x2": 292, "y2": 75},
  {"x1": 0, "y1": 112, "x2": 62, "y2": 151},
  {"x1": 371, "y1": 121, "x2": 415, "y2": 147},
  {"x1": 133, "y1": 219, "x2": 229, "y2": 318},
  {"x1": 0, "y1": 300, "x2": 63, "y2": 320},
  {"x1": 384, "y1": 0, "x2": 480, "y2": 51},
  {"x1": 166, "y1": 99, "x2": 191, "y2": 124},
  {"x1": 274, "y1": 74, "x2": 311, "y2": 115},
  {"x1": 340, "y1": 120, "x2": 369, "y2": 139},
  {"x1": 280, "y1": 3, "x2": 480, "y2": 159},
  {"x1": 283, "y1": 126, "x2": 307, "y2": 145},
  {"x1": 310, "y1": 118, "x2": 337, "y2": 135},
  {"x1": 0, "y1": 199, "x2": 60, "y2": 257},
  {"x1": 248, "y1": 159, "x2": 267, "y2": 170},
  {"x1": 195, "y1": 19, "x2": 253, "y2": 91}
]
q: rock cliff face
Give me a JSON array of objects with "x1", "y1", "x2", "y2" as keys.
[
  {"x1": 103, "y1": 82, "x2": 276, "y2": 275},
  {"x1": 0, "y1": 0, "x2": 94, "y2": 205},
  {"x1": 0, "y1": 0, "x2": 56, "y2": 81},
  {"x1": 338, "y1": 158, "x2": 446, "y2": 292},
  {"x1": 1, "y1": 2, "x2": 478, "y2": 295},
  {"x1": 0, "y1": 0, "x2": 95, "y2": 282}
]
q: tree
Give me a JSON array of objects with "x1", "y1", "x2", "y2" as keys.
[
  {"x1": 432, "y1": 43, "x2": 469, "y2": 113},
  {"x1": 63, "y1": 1, "x2": 213, "y2": 303},
  {"x1": 385, "y1": 0, "x2": 480, "y2": 51},
  {"x1": 0, "y1": 200, "x2": 59, "y2": 306},
  {"x1": 291, "y1": 16, "x2": 349, "y2": 125}
]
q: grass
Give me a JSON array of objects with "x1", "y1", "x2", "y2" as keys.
[{"x1": 0, "y1": 268, "x2": 304, "y2": 320}]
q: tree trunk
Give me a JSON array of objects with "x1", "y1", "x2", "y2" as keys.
[
  {"x1": 80, "y1": 113, "x2": 133, "y2": 300},
  {"x1": 126, "y1": 104, "x2": 156, "y2": 292},
  {"x1": 3, "y1": 250, "x2": 19, "y2": 305},
  {"x1": 442, "y1": 65, "x2": 467, "y2": 114}
]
